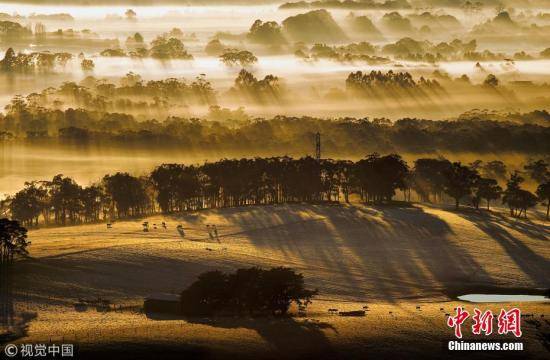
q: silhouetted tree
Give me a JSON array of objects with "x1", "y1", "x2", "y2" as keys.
[
  {"x1": 472, "y1": 177, "x2": 502, "y2": 210},
  {"x1": 231, "y1": 69, "x2": 281, "y2": 104},
  {"x1": 443, "y1": 162, "x2": 479, "y2": 209},
  {"x1": 481, "y1": 160, "x2": 507, "y2": 180},
  {"x1": 219, "y1": 49, "x2": 258, "y2": 67},
  {"x1": 180, "y1": 270, "x2": 229, "y2": 316},
  {"x1": 150, "y1": 164, "x2": 201, "y2": 212},
  {"x1": 483, "y1": 74, "x2": 499, "y2": 87},
  {"x1": 149, "y1": 36, "x2": 193, "y2": 60},
  {"x1": 355, "y1": 153, "x2": 408, "y2": 203},
  {"x1": 502, "y1": 172, "x2": 537, "y2": 218},
  {"x1": 80, "y1": 185, "x2": 104, "y2": 223},
  {"x1": 0, "y1": 218, "x2": 29, "y2": 265},
  {"x1": 180, "y1": 267, "x2": 316, "y2": 316},
  {"x1": 81, "y1": 59, "x2": 94, "y2": 71},
  {"x1": 9, "y1": 182, "x2": 46, "y2": 226},
  {"x1": 125, "y1": 9, "x2": 137, "y2": 21},
  {"x1": 412, "y1": 158, "x2": 451, "y2": 202},
  {"x1": 49, "y1": 175, "x2": 83, "y2": 225},
  {"x1": 261, "y1": 267, "x2": 317, "y2": 315},
  {"x1": 536, "y1": 180, "x2": 550, "y2": 220},
  {"x1": 103, "y1": 173, "x2": 148, "y2": 218},
  {"x1": 247, "y1": 20, "x2": 286, "y2": 45},
  {"x1": 524, "y1": 159, "x2": 549, "y2": 183}
]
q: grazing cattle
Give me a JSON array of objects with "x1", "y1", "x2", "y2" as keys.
[{"x1": 176, "y1": 225, "x2": 185, "y2": 237}]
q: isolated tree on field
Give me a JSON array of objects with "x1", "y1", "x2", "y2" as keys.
[
  {"x1": 472, "y1": 177, "x2": 502, "y2": 210},
  {"x1": 536, "y1": 180, "x2": 550, "y2": 220},
  {"x1": 443, "y1": 162, "x2": 479, "y2": 209},
  {"x1": 227, "y1": 267, "x2": 263, "y2": 314},
  {"x1": 0, "y1": 218, "x2": 29, "y2": 265},
  {"x1": 261, "y1": 267, "x2": 317, "y2": 315},
  {"x1": 180, "y1": 267, "x2": 316, "y2": 316},
  {"x1": 180, "y1": 270, "x2": 230, "y2": 315}
]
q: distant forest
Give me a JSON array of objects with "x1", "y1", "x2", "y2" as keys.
[{"x1": 1, "y1": 100, "x2": 549, "y2": 155}]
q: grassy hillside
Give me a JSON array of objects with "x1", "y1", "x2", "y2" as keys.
[
  {"x1": 5, "y1": 203, "x2": 550, "y2": 359},
  {"x1": 17, "y1": 203, "x2": 550, "y2": 302}
]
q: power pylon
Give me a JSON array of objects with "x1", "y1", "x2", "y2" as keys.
[{"x1": 315, "y1": 132, "x2": 321, "y2": 161}]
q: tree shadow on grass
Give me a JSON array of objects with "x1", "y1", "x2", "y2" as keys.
[
  {"x1": 233, "y1": 203, "x2": 495, "y2": 301},
  {"x1": 457, "y1": 211, "x2": 550, "y2": 286},
  {"x1": 1, "y1": 269, "x2": 37, "y2": 345},
  {"x1": 184, "y1": 315, "x2": 338, "y2": 360}
]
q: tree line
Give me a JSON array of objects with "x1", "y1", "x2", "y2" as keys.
[
  {"x1": 2, "y1": 97, "x2": 549, "y2": 155},
  {"x1": 2, "y1": 155, "x2": 549, "y2": 228}
]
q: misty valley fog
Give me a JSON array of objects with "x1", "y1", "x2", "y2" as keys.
[
  {"x1": 1, "y1": 4, "x2": 549, "y2": 360},
  {"x1": 0, "y1": 1, "x2": 549, "y2": 195}
]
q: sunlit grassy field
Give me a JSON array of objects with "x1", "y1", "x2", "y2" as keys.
[{"x1": 4, "y1": 203, "x2": 549, "y2": 358}]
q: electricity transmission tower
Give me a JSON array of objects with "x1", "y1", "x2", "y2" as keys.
[{"x1": 315, "y1": 132, "x2": 321, "y2": 161}]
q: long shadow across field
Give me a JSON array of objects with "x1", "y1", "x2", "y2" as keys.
[
  {"x1": 182, "y1": 316, "x2": 338, "y2": 360},
  {"x1": 457, "y1": 210, "x2": 550, "y2": 286},
  {"x1": 0, "y1": 270, "x2": 37, "y2": 344},
  {"x1": 218, "y1": 204, "x2": 495, "y2": 301},
  {"x1": 321, "y1": 204, "x2": 494, "y2": 300},
  {"x1": 14, "y1": 253, "x2": 218, "y2": 306}
]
